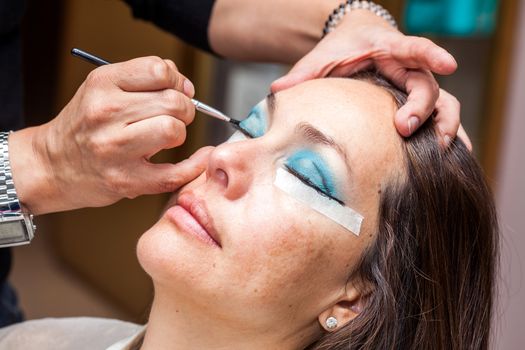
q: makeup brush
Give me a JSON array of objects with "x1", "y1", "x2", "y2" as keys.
[{"x1": 70, "y1": 48, "x2": 241, "y2": 128}]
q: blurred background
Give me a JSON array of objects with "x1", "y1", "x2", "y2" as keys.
[{"x1": 8, "y1": 0, "x2": 524, "y2": 348}]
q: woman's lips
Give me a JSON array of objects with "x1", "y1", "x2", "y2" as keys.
[{"x1": 165, "y1": 192, "x2": 221, "y2": 248}]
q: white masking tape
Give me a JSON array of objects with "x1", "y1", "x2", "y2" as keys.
[
  {"x1": 274, "y1": 168, "x2": 363, "y2": 236},
  {"x1": 226, "y1": 131, "x2": 247, "y2": 143}
]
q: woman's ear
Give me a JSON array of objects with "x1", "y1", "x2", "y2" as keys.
[{"x1": 318, "y1": 281, "x2": 369, "y2": 332}]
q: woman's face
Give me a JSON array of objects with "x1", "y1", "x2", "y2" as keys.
[{"x1": 138, "y1": 78, "x2": 403, "y2": 335}]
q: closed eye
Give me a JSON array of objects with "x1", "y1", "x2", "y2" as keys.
[
  {"x1": 233, "y1": 128, "x2": 344, "y2": 205},
  {"x1": 284, "y1": 165, "x2": 345, "y2": 205}
]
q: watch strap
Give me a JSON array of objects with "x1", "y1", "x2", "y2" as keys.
[
  {"x1": 0, "y1": 132, "x2": 36, "y2": 247},
  {"x1": 0, "y1": 132, "x2": 21, "y2": 213}
]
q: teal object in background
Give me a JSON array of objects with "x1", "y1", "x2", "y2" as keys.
[{"x1": 404, "y1": 0, "x2": 499, "y2": 36}]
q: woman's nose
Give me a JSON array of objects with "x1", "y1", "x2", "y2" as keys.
[{"x1": 206, "y1": 140, "x2": 258, "y2": 200}]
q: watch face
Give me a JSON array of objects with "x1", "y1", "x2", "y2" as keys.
[{"x1": 0, "y1": 220, "x2": 31, "y2": 247}]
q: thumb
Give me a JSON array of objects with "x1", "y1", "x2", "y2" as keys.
[
  {"x1": 143, "y1": 146, "x2": 214, "y2": 194},
  {"x1": 271, "y1": 49, "x2": 363, "y2": 92},
  {"x1": 271, "y1": 68, "x2": 319, "y2": 93},
  {"x1": 271, "y1": 51, "x2": 334, "y2": 92}
]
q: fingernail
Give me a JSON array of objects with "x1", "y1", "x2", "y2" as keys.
[
  {"x1": 183, "y1": 79, "x2": 195, "y2": 97},
  {"x1": 271, "y1": 78, "x2": 285, "y2": 92},
  {"x1": 444, "y1": 135, "x2": 452, "y2": 147},
  {"x1": 408, "y1": 116, "x2": 420, "y2": 134}
]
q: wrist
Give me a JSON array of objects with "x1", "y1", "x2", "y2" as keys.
[
  {"x1": 340, "y1": 8, "x2": 396, "y2": 29},
  {"x1": 325, "y1": 8, "x2": 400, "y2": 57},
  {"x1": 325, "y1": 4, "x2": 399, "y2": 38},
  {"x1": 9, "y1": 125, "x2": 61, "y2": 215}
]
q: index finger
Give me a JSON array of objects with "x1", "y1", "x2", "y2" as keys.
[
  {"x1": 107, "y1": 56, "x2": 194, "y2": 94},
  {"x1": 390, "y1": 36, "x2": 457, "y2": 75},
  {"x1": 393, "y1": 69, "x2": 439, "y2": 136}
]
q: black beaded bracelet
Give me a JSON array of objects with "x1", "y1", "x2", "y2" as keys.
[{"x1": 323, "y1": 0, "x2": 398, "y2": 37}]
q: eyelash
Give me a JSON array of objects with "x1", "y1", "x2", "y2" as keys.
[
  {"x1": 237, "y1": 115, "x2": 345, "y2": 206},
  {"x1": 284, "y1": 165, "x2": 344, "y2": 205}
]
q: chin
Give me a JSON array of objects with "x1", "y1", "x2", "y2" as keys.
[
  {"x1": 136, "y1": 218, "x2": 221, "y2": 295},
  {"x1": 136, "y1": 227, "x2": 156, "y2": 278}
]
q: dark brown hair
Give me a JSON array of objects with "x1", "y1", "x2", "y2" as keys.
[{"x1": 308, "y1": 72, "x2": 499, "y2": 350}]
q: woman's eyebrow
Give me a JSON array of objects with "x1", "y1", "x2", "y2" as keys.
[
  {"x1": 295, "y1": 122, "x2": 351, "y2": 174},
  {"x1": 266, "y1": 93, "x2": 351, "y2": 174}
]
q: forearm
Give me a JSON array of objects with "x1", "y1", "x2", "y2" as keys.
[
  {"x1": 124, "y1": 0, "x2": 217, "y2": 52},
  {"x1": 124, "y1": 0, "x2": 392, "y2": 64},
  {"x1": 209, "y1": 0, "x2": 342, "y2": 63}
]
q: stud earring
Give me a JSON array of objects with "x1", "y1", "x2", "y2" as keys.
[{"x1": 325, "y1": 316, "x2": 338, "y2": 330}]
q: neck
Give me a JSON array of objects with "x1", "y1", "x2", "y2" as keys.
[{"x1": 140, "y1": 288, "x2": 314, "y2": 350}]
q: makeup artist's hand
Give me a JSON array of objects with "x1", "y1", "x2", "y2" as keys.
[
  {"x1": 271, "y1": 9, "x2": 470, "y2": 149},
  {"x1": 9, "y1": 56, "x2": 211, "y2": 215}
]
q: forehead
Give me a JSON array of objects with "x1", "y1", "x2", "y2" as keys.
[
  {"x1": 272, "y1": 78, "x2": 402, "y2": 167},
  {"x1": 272, "y1": 78, "x2": 396, "y2": 137}
]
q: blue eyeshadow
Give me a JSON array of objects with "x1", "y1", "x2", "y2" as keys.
[
  {"x1": 238, "y1": 105, "x2": 267, "y2": 138},
  {"x1": 236, "y1": 102, "x2": 343, "y2": 204},
  {"x1": 285, "y1": 150, "x2": 340, "y2": 200}
]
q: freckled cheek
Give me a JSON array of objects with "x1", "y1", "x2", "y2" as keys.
[
  {"x1": 351, "y1": 179, "x2": 380, "y2": 239},
  {"x1": 227, "y1": 219, "x2": 304, "y2": 274},
  {"x1": 228, "y1": 214, "x2": 338, "y2": 298}
]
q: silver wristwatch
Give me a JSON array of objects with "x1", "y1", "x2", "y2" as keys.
[{"x1": 0, "y1": 132, "x2": 36, "y2": 248}]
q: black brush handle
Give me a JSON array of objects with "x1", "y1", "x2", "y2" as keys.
[{"x1": 71, "y1": 48, "x2": 110, "y2": 66}]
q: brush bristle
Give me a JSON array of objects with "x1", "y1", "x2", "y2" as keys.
[{"x1": 230, "y1": 118, "x2": 241, "y2": 126}]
